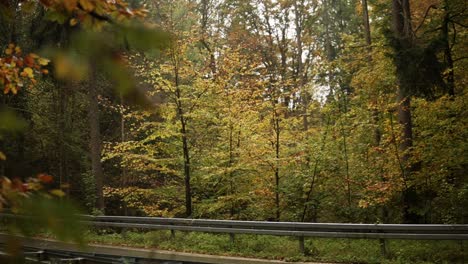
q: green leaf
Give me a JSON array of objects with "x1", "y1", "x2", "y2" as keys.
[
  {"x1": 0, "y1": 109, "x2": 27, "y2": 132},
  {"x1": 119, "y1": 24, "x2": 170, "y2": 52},
  {"x1": 9, "y1": 195, "x2": 86, "y2": 245},
  {"x1": 44, "y1": 11, "x2": 68, "y2": 24}
]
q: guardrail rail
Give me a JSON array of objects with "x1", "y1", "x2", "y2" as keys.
[{"x1": 2, "y1": 213, "x2": 468, "y2": 256}]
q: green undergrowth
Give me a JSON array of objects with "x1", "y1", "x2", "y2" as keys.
[{"x1": 78, "y1": 229, "x2": 466, "y2": 264}]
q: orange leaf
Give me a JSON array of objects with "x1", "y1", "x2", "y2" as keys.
[
  {"x1": 38, "y1": 173, "x2": 53, "y2": 183},
  {"x1": 39, "y1": 0, "x2": 53, "y2": 7},
  {"x1": 64, "y1": 0, "x2": 77, "y2": 12},
  {"x1": 24, "y1": 55, "x2": 35, "y2": 66}
]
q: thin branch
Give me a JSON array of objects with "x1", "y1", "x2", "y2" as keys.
[
  {"x1": 77, "y1": 3, "x2": 113, "y2": 24},
  {"x1": 450, "y1": 20, "x2": 457, "y2": 51},
  {"x1": 453, "y1": 56, "x2": 468, "y2": 62},
  {"x1": 452, "y1": 20, "x2": 468, "y2": 28},
  {"x1": 414, "y1": 4, "x2": 437, "y2": 34}
]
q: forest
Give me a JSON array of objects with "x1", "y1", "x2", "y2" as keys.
[{"x1": 0, "y1": 0, "x2": 467, "y2": 229}]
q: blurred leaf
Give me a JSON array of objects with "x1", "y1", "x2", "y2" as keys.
[
  {"x1": 79, "y1": 0, "x2": 95, "y2": 12},
  {"x1": 101, "y1": 58, "x2": 133, "y2": 95},
  {"x1": 52, "y1": 51, "x2": 88, "y2": 81},
  {"x1": 9, "y1": 195, "x2": 86, "y2": 245},
  {"x1": 44, "y1": 10, "x2": 67, "y2": 24},
  {"x1": 38, "y1": 174, "x2": 53, "y2": 183},
  {"x1": 20, "y1": 1, "x2": 37, "y2": 14},
  {"x1": 120, "y1": 24, "x2": 170, "y2": 51},
  {"x1": 0, "y1": 3, "x2": 14, "y2": 23},
  {"x1": 38, "y1": 58, "x2": 50, "y2": 66},
  {"x1": 69, "y1": 18, "x2": 78, "y2": 26},
  {"x1": 63, "y1": 0, "x2": 77, "y2": 12},
  {"x1": 0, "y1": 110, "x2": 27, "y2": 132},
  {"x1": 50, "y1": 189, "x2": 65, "y2": 197},
  {"x1": 22, "y1": 67, "x2": 34, "y2": 78}
]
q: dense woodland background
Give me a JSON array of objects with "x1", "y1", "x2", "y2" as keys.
[{"x1": 0, "y1": 0, "x2": 467, "y2": 225}]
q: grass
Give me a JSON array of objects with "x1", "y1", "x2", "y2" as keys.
[{"x1": 82, "y1": 228, "x2": 467, "y2": 264}]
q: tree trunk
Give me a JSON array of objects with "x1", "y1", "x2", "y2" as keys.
[
  {"x1": 119, "y1": 93, "x2": 128, "y2": 189},
  {"x1": 87, "y1": 72, "x2": 105, "y2": 212},
  {"x1": 173, "y1": 62, "x2": 192, "y2": 218},
  {"x1": 391, "y1": 0, "x2": 421, "y2": 223},
  {"x1": 442, "y1": 1, "x2": 455, "y2": 96},
  {"x1": 362, "y1": 0, "x2": 372, "y2": 52},
  {"x1": 180, "y1": 116, "x2": 192, "y2": 217},
  {"x1": 274, "y1": 111, "x2": 280, "y2": 221}
]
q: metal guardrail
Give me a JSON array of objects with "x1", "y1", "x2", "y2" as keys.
[
  {"x1": 2, "y1": 213, "x2": 468, "y2": 256},
  {"x1": 82, "y1": 215, "x2": 468, "y2": 240}
]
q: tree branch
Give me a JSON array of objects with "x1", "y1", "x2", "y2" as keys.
[
  {"x1": 77, "y1": 3, "x2": 113, "y2": 24},
  {"x1": 453, "y1": 56, "x2": 468, "y2": 62},
  {"x1": 414, "y1": 4, "x2": 437, "y2": 34}
]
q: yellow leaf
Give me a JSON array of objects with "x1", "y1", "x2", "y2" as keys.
[
  {"x1": 70, "y1": 18, "x2": 78, "y2": 26},
  {"x1": 3, "y1": 85, "x2": 10, "y2": 94},
  {"x1": 38, "y1": 58, "x2": 50, "y2": 66},
  {"x1": 23, "y1": 67, "x2": 34, "y2": 78},
  {"x1": 64, "y1": 0, "x2": 77, "y2": 12},
  {"x1": 5, "y1": 48, "x2": 12, "y2": 55},
  {"x1": 50, "y1": 189, "x2": 66, "y2": 197},
  {"x1": 0, "y1": 151, "x2": 6, "y2": 160},
  {"x1": 1, "y1": 176, "x2": 11, "y2": 189},
  {"x1": 79, "y1": 0, "x2": 95, "y2": 12}
]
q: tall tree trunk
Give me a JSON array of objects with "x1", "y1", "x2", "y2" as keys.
[
  {"x1": 199, "y1": 0, "x2": 217, "y2": 75},
  {"x1": 274, "y1": 113, "x2": 280, "y2": 221},
  {"x1": 119, "y1": 93, "x2": 128, "y2": 189},
  {"x1": 301, "y1": 115, "x2": 331, "y2": 222},
  {"x1": 173, "y1": 61, "x2": 192, "y2": 218},
  {"x1": 179, "y1": 104, "x2": 191, "y2": 217},
  {"x1": 181, "y1": 117, "x2": 191, "y2": 217},
  {"x1": 362, "y1": 0, "x2": 372, "y2": 53},
  {"x1": 293, "y1": 0, "x2": 309, "y2": 130},
  {"x1": 442, "y1": 1, "x2": 455, "y2": 96},
  {"x1": 391, "y1": 0, "x2": 421, "y2": 223},
  {"x1": 228, "y1": 123, "x2": 235, "y2": 218},
  {"x1": 87, "y1": 71, "x2": 105, "y2": 212},
  {"x1": 362, "y1": 0, "x2": 387, "y2": 225}
]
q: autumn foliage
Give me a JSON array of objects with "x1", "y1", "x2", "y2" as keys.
[{"x1": 0, "y1": 44, "x2": 49, "y2": 94}]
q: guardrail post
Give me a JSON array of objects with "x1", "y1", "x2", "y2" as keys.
[
  {"x1": 299, "y1": 236, "x2": 305, "y2": 255},
  {"x1": 460, "y1": 240, "x2": 464, "y2": 264},
  {"x1": 170, "y1": 223, "x2": 175, "y2": 239},
  {"x1": 228, "y1": 224, "x2": 235, "y2": 246},
  {"x1": 379, "y1": 238, "x2": 387, "y2": 258}
]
